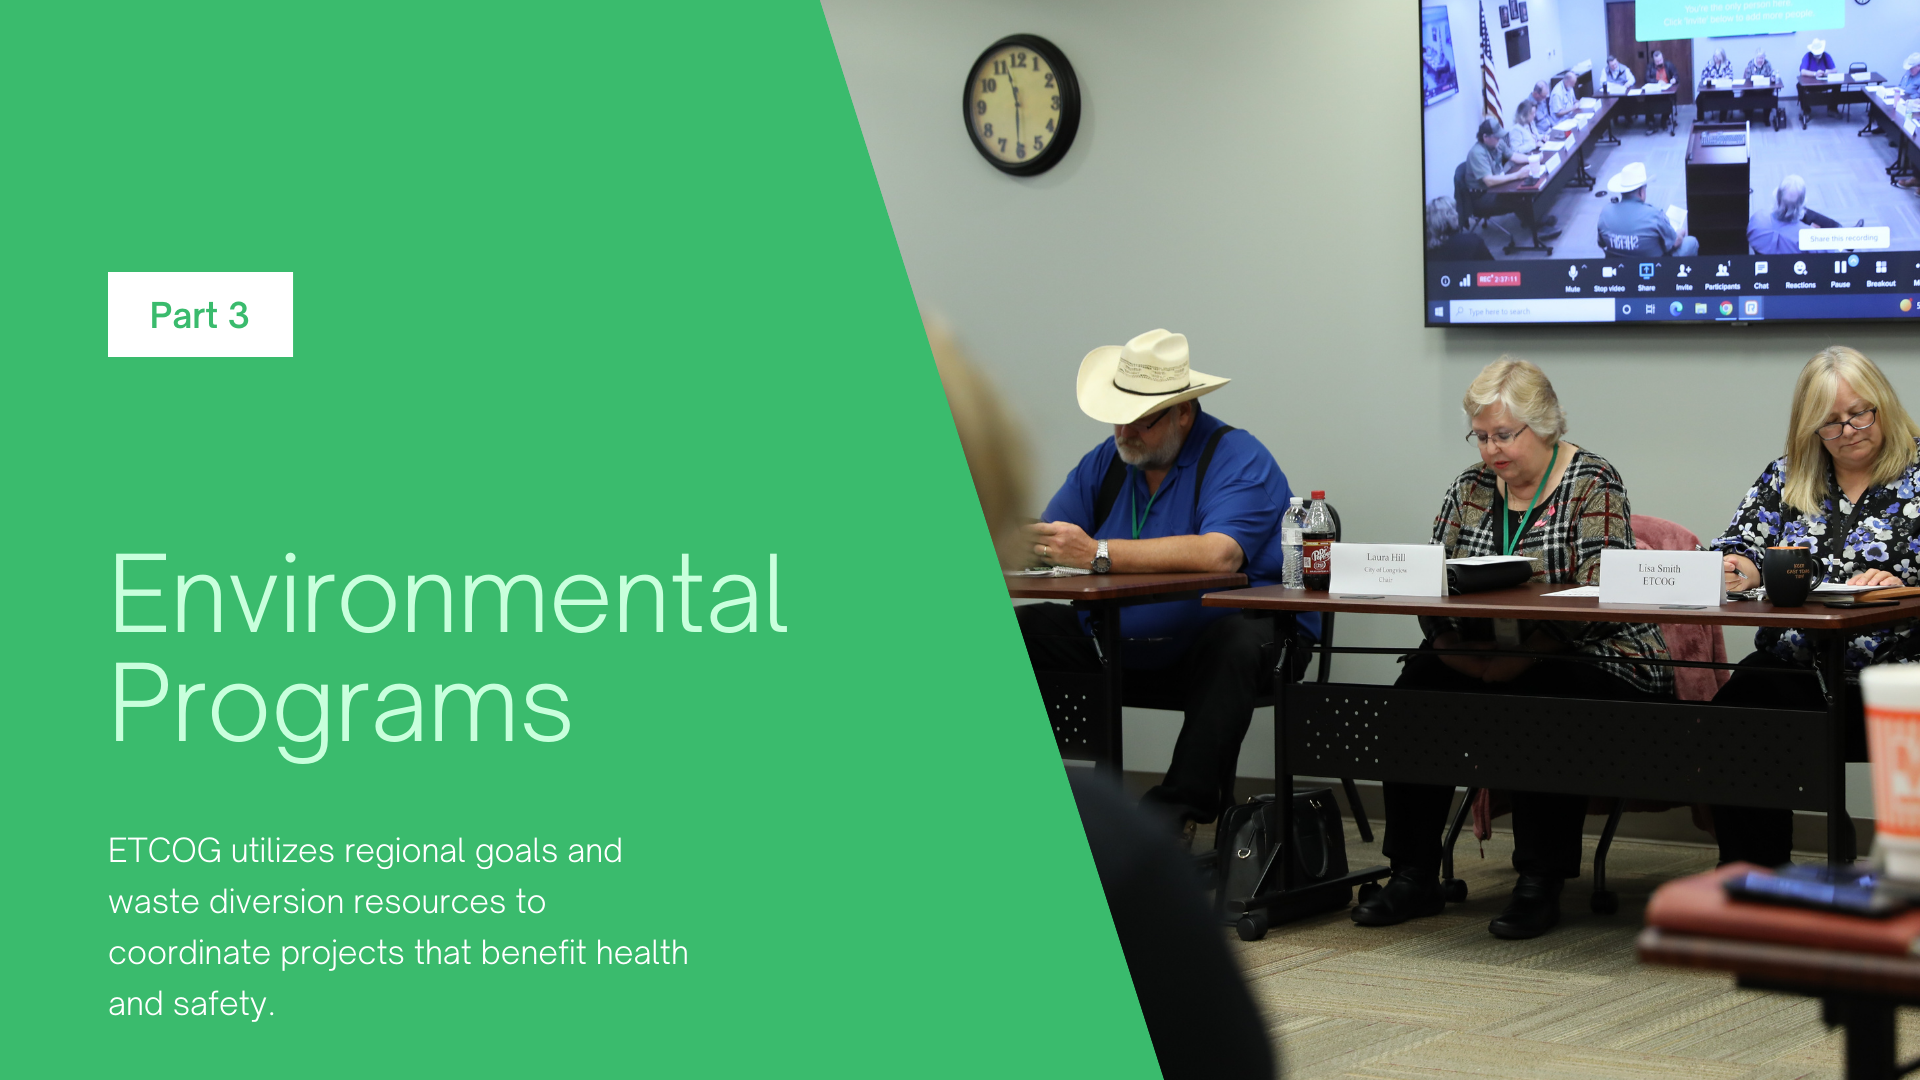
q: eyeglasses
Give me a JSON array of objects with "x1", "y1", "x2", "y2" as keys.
[
  {"x1": 1818, "y1": 408, "x2": 1878, "y2": 441},
  {"x1": 1129, "y1": 408, "x2": 1173, "y2": 432},
  {"x1": 1465, "y1": 428, "x2": 1528, "y2": 447}
]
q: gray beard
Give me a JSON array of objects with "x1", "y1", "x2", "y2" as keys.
[{"x1": 1115, "y1": 429, "x2": 1185, "y2": 469}]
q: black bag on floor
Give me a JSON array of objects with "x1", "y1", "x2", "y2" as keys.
[{"x1": 1218, "y1": 788, "x2": 1349, "y2": 912}]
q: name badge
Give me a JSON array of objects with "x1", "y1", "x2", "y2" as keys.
[
  {"x1": 1328, "y1": 543, "x2": 1447, "y2": 597},
  {"x1": 1597, "y1": 549, "x2": 1723, "y2": 607}
]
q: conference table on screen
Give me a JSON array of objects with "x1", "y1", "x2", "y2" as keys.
[
  {"x1": 1868, "y1": 92, "x2": 1919, "y2": 186},
  {"x1": 1194, "y1": 582, "x2": 1920, "y2": 924},
  {"x1": 1797, "y1": 71, "x2": 1886, "y2": 130},
  {"x1": 1694, "y1": 76, "x2": 1783, "y2": 127},
  {"x1": 1596, "y1": 82, "x2": 1678, "y2": 135},
  {"x1": 1480, "y1": 97, "x2": 1618, "y2": 254}
]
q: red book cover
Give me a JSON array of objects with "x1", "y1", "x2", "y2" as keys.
[{"x1": 1646, "y1": 863, "x2": 1920, "y2": 956}]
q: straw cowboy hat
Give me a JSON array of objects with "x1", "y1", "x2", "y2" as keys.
[
  {"x1": 1607, "y1": 161, "x2": 1652, "y2": 194},
  {"x1": 1808, "y1": 38, "x2": 1827, "y2": 57},
  {"x1": 1075, "y1": 329, "x2": 1229, "y2": 425}
]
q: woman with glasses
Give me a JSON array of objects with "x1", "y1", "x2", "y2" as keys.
[
  {"x1": 1352, "y1": 357, "x2": 1671, "y2": 940},
  {"x1": 1709, "y1": 347, "x2": 1920, "y2": 866}
]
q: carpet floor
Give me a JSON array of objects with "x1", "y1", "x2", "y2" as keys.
[{"x1": 1225, "y1": 822, "x2": 1915, "y2": 1079}]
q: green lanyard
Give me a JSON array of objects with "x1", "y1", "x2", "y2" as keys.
[
  {"x1": 1501, "y1": 442, "x2": 1558, "y2": 557},
  {"x1": 1128, "y1": 467, "x2": 1164, "y2": 540}
]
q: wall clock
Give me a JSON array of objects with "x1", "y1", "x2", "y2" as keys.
[{"x1": 963, "y1": 34, "x2": 1081, "y2": 176}]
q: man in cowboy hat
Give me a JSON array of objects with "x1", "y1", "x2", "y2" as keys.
[
  {"x1": 1018, "y1": 329, "x2": 1314, "y2": 833},
  {"x1": 1598, "y1": 162, "x2": 1698, "y2": 256},
  {"x1": 1901, "y1": 52, "x2": 1920, "y2": 98}
]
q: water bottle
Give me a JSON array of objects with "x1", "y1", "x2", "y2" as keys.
[
  {"x1": 1302, "y1": 490, "x2": 1335, "y2": 591},
  {"x1": 1281, "y1": 496, "x2": 1306, "y2": 588}
]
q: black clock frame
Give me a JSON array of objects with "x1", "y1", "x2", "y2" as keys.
[{"x1": 962, "y1": 34, "x2": 1081, "y2": 176}]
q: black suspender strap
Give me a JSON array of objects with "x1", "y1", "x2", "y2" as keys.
[
  {"x1": 1191, "y1": 425, "x2": 1235, "y2": 520},
  {"x1": 1088, "y1": 425, "x2": 1236, "y2": 534},
  {"x1": 1090, "y1": 454, "x2": 1128, "y2": 534}
]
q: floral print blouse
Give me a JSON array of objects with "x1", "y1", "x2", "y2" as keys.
[
  {"x1": 1422, "y1": 448, "x2": 1674, "y2": 695},
  {"x1": 1709, "y1": 438, "x2": 1920, "y2": 669}
]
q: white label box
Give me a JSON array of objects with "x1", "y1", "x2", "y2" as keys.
[
  {"x1": 1598, "y1": 548, "x2": 1723, "y2": 607},
  {"x1": 107, "y1": 272, "x2": 293, "y2": 357},
  {"x1": 1328, "y1": 543, "x2": 1447, "y2": 597}
]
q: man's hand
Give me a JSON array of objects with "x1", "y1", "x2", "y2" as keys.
[
  {"x1": 1849, "y1": 569, "x2": 1904, "y2": 588},
  {"x1": 1028, "y1": 520, "x2": 1097, "y2": 569}
]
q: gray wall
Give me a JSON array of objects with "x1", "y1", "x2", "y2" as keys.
[{"x1": 822, "y1": 0, "x2": 1916, "y2": 793}]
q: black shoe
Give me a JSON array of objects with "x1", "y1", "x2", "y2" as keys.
[
  {"x1": 1539, "y1": 213, "x2": 1559, "y2": 226},
  {"x1": 1535, "y1": 227, "x2": 1563, "y2": 242},
  {"x1": 1488, "y1": 874, "x2": 1564, "y2": 939},
  {"x1": 1351, "y1": 871, "x2": 1445, "y2": 926}
]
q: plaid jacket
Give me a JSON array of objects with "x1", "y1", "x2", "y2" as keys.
[{"x1": 1421, "y1": 448, "x2": 1674, "y2": 695}]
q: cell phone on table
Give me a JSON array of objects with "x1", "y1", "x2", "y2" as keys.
[{"x1": 1723, "y1": 863, "x2": 1911, "y2": 917}]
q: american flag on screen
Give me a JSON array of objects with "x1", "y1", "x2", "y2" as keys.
[{"x1": 1479, "y1": 0, "x2": 1502, "y2": 120}]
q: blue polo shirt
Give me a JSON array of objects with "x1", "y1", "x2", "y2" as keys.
[{"x1": 1041, "y1": 405, "x2": 1317, "y2": 668}]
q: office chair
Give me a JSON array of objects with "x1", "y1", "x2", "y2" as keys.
[
  {"x1": 1433, "y1": 514, "x2": 1746, "y2": 913},
  {"x1": 1454, "y1": 161, "x2": 1514, "y2": 245},
  {"x1": 1844, "y1": 62, "x2": 1869, "y2": 120}
]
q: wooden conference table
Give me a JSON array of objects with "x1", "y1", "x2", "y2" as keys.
[
  {"x1": 1640, "y1": 927, "x2": 1920, "y2": 1079},
  {"x1": 1798, "y1": 70, "x2": 1886, "y2": 129},
  {"x1": 1695, "y1": 76, "x2": 1784, "y2": 128},
  {"x1": 1596, "y1": 82, "x2": 1678, "y2": 136},
  {"x1": 1869, "y1": 92, "x2": 1919, "y2": 188},
  {"x1": 1005, "y1": 570, "x2": 1245, "y2": 771},
  {"x1": 1199, "y1": 582, "x2": 1920, "y2": 938},
  {"x1": 1481, "y1": 97, "x2": 1618, "y2": 255}
]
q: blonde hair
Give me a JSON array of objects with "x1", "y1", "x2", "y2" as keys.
[
  {"x1": 1462, "y1": 356, "x2": 1568, "y2": 442},
  {"x1": 927, "y1": 318, "x2": 1032, "y2": 568},
  {"x1": 1781, "y1": 346, "x2": 1920, "y2": 514}
]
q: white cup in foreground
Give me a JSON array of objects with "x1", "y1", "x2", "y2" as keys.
[{"x1": 1861, "y1": 665, "x2": 1920, "y2": 880}]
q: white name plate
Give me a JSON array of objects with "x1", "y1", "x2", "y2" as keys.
[
  {"x1": 1597, "y1": 549, "x2": 1723, "y2": 607},
  {"x1": 1328, "y1": 543, "x2": 1446, "y2": 597}
]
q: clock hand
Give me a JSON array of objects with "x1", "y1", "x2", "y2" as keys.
[{"x1": 1011, "y1": 78, "x2": 1021, "y2": 144}]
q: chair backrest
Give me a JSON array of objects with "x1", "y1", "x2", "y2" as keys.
[
  {"x1": 1849, "y1": 61, "x2": 1868, "y2": 75},
  {"x1": 1630, "y1": 514, "x2": 1731, "y2": 702},
  {"x1": 1452, "y1": 161, "x2": 1471, "y2": 210}
]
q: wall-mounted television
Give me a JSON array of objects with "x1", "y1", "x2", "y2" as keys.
[{"x1": 1419, "y1": 0, "x2": 1920, "y2": 326}]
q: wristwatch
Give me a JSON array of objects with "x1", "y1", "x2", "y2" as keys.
[{"x1": 1092, "y1": 540, "x2": 1111, "y2": 575}]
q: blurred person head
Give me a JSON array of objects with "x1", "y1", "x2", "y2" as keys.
[
  {"x1": 1771, "y1": 175, "x2": 1807, "y2": 223},
  {"x1": 1478, "y1": 117, "x2": 1505, "y2": 146},
  {"x1": 927, "y1": 318, "x2": 1032, "y2": 568},
  {"x1": 1514, "y1": 98, "x2": 1537, "y2": 128},
  {"x1": 1712, "y1": 48, "x2": 1728, "y2": 68},
  {"x1": 1426, "y1": 196, "x2": 1465, "y2": 249},
  {"x1": 1906, "y1": 52, "x2": 1920, "y2": 75},
  {"x1": 1781, "y1": 347, "x2": 1919, "y2": 513},
  {"x1": 1532, "y1": 79, "x2": 1550, "y2": 101}
]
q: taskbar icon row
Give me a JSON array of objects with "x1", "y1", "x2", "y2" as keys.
[{"x1": 1431, "y1": 251, "x2": 1920, "y2": 298}]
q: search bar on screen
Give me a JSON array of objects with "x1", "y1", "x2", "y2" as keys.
[{"x1": 1448, "y1": 298, "x2": 1618, "y2": 323}]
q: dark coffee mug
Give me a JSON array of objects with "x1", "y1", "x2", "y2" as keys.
[{"x1": 1764, "y1": 546, "x2": 1817, "y2": 607}]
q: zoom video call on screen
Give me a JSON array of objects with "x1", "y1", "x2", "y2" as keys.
[{"x1": 1421, "y1": 0, "x2": 1920, "y2": 325}]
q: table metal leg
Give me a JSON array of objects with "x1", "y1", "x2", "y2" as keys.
[
  {"x1": 1826, "y1": 995, "x2": 1898, "y2": 1080},
  {"x1": 1091, "y1": 600, "x2": 1125, "y2": 776},
  {"x1": 1818, "y1": 631, "x2": 1850, "y2": 864}
]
